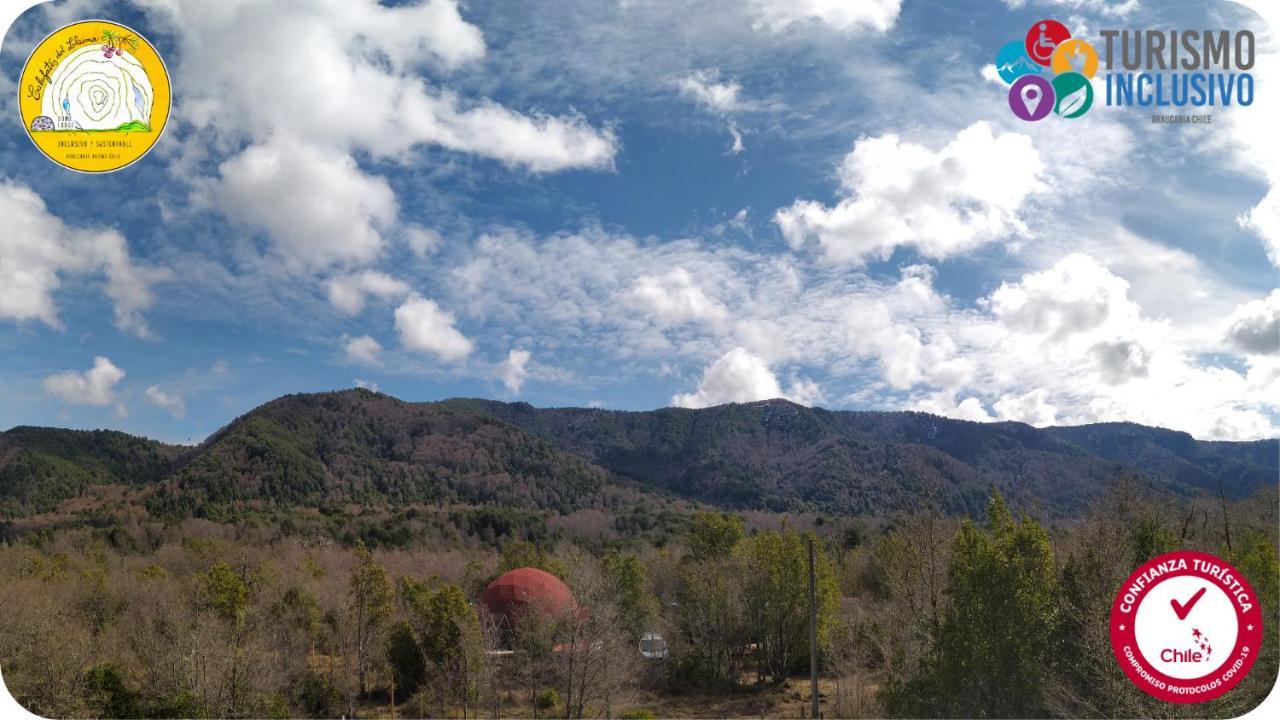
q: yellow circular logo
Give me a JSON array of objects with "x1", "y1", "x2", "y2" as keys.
[
  {"x1": 1050, "y1": 38, "x2": 1098, "y2": 79},
  {"x1": 19, "y1": 20, "x2": 171, "y2": 173}
]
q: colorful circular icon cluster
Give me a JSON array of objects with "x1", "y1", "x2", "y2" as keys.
[{"x1": 996, "y1": 20, "x2": 1097, "y2": 121}]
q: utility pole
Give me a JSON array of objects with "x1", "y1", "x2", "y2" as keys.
[{"x1": 808, "y1": 535, "x2": 819, "y2": 720}]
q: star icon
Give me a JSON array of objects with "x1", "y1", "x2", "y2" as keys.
[
  {"x1": 1192, "y1": 628, "x2": 1202, "y2": 638},
  {"x1": 1119, "y1": 624, "x2": 1126, "y2": 631},
  {"x1": 1248, "y1": 624, "x2": 1254, "y2": 631}
]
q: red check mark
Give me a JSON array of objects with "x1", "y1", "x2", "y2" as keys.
[{"x1": 1171, "y1": 586, "x2": 1207, "y2": 620}]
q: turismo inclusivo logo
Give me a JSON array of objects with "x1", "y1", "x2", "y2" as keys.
[{"x1": 996, "y1": 19, "x2": 1097, "y2": 121}]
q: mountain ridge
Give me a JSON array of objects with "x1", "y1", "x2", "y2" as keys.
[{"x1": 2, "y1": 389, "x2": 1275, "y2": 520}]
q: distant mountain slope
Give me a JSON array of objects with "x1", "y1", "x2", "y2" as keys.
[
  {"x1": 0, "y1": 427, "x2": 181, "y2": 516},
  {"x1": 451, "y1": 398, "x2": 1278, "y2": 516},
  {"x1": 2, "y1": 390, "x2": 1276, "y2": 520},
  {"x1": 145, "y1": 391, "x2": 615, "y2": 518}
]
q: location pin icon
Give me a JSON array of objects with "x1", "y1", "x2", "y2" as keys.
[{"x1": 1021, "y1": 84, "x2": 1042, "y2": 115}]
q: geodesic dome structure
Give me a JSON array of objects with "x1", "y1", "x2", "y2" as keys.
[{"x1": 480, "y1": 567, "x2": 576, "y2": 628}]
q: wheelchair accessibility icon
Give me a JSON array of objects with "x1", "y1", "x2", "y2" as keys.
[{"x1": 1025, "y1": 20, "x2": 1070, "y2": 66}]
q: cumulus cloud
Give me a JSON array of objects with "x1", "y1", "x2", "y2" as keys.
[
  {"x1": 1, "y1": 180, "x2": 167, "y2": 337},
  {"x1": 206, "y1": 137, "x2": 399, "y2": 271},
  {"x1": 1091, "y1": 340, "x2": 1152, "y2": 385},
  {"x1": 750, "y1": 0, "x2": 901, "y2": 34},
  {"x1": 327, "y1": 271, "x2": 412, "y2": 316},
  {"x1": 145, "y1": 385, "x2": 186, "y2": 419},
  {"x1": 344, "y1": 335, "x2": 383, "y2": 366},
  {"x1": 993, "y1": 388, "x2": 1058, "y2": 426},
  {"x1": 496, "y1": 349, "x2": 532, "y2": 393},
  {"x1": 671, "y1": 347, "x2": 818, "y2": 408},
  {"x1": 986, "y1": 253, "x2": 1136, "y2": 342},
  {"x1": 1223, "y1": 290, "x2": 1280, "y2": 355},
  {"x1": 43, "y1": 357, "x2": 126, "y2": 406},
  {"x1": 671, "y1": 347, "x2": 784, "y2": 408},
  {"x1": 394, "y1": 296, "x2": 473, "y2": 362},
  {"x1": 144, "y1": 0, "x2": 616, "y2": 270},
  {"x1": 775, "y1": 122, "x2": 1044, "y2": 265}
]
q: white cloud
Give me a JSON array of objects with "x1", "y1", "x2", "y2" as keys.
[
  {"x1": 625, "y1": 268, "x2": 728, "y2": 325},
  {"x1": 775, "y1": 122, "x2": 1044, "y2": 265},
  {"x1": 354, "y1": 378, "x2": 380, "y2": 392},
  {"x1": 986, "y1": 253, "x2": 1136, "y2": 342},
  {"x1": 677, "y1": 71, "x2": 751, "y2": 153},
  {"x1": 914, "y1": 391, "x2": 995, "y2": 422},
  {"x1": 993, "y1": 388, "x2": 1058, "y2": 426},
  {"x1": 400, "y1": 92, "x2": 618, "y2": 173},
  {"x1": 148, "y1": 0, "x2": 619, "y2": 169},
  {"x1": 0, "y1": 180, "x2": 167, "y2": 337},
  {"x1": 672, "y1": 347, "x2": 819, "y2": 408},
  {"x1": 496, "y1": 349, "x2": 532, "y2": 393},
  {"x1": 327, "y1": 271, "x2": 412, "y2": 316},
  {"x1": 728, "y1": 122, "x2": 745, "y2": 154},
  {"x1": 43, "y1": 357, "x2": 126, "y2": 406},
  {"x1": 1223, "y1": 290, "x2": 1280, "y2": 355},
  {"x1": 999, "y1": 0, "x2": 1140, "y2": 18},
  {"x1": 145, "y1": 0, "x2": 615, "y2": 270},
  {"x1": 672, "y1": 347, "x2": 784, "y2": 408},
  {"x1": 404, "y1": 226, "x2": 442, "y2": 258},
  {"x1": 145, "y1": 385, "x2": 186, "y2": 419},
  {"x1": 678, "y1": 71, "x2": 745, "y2": 113},
  {"x1": 751, "y1": 0, "x2": 901, "y2": 34},
  {"x1": 344, "y1": 335, "x2": 383, "y2": 366},
  {"x1": 1237, "y1": 187, "x2": 1280, "y2": 266},
  {"x1": 1222, "y1": 1, "x2": 1280, "y2": 265},
  {"x1": 394, "y1": 296, "x2": 473, "y2": 362},
  {"x1": 421, "y1": 222, "x2": 1278, "y2": 439},
  {"x1": 206, "y1": 136, "x2": 398, "y2": 271}
]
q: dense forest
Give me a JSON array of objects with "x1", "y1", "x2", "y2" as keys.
[{"x1": 0, "y1": 390, "x2": 1277, "y2": 718}]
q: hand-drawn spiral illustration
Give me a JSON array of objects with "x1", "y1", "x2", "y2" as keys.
[{"x1": 36, "y1": 31, "x2": 154, "y2": 132}]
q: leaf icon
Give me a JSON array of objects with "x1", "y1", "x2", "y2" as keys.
[{"x1": 1059, "y1": 86, "x2": 1088, "y2": 116}]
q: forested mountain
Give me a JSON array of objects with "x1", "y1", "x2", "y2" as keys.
[
  {"x1": 0, "y1": 427, "x2": 180, "y2": 517},
  {"x1": 1, "y1": 389, "x2": 1275, "y2": 520}
]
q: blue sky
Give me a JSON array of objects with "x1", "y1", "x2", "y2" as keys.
[{"x1": 1, "y1": 0, "x2": 1277, "y2": 444}]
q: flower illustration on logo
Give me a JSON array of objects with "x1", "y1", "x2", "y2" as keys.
[{"x1": 999, "y1": 20, "x2": 1095, "y2": 121}]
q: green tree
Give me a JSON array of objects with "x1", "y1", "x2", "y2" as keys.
[
  {"x1": 401, "y1": 578, "x2": 483, "y2": 717},
  {"x1": 195, "y1": 560, "x2": 253, "y2": 717},
  {"x1": 688, "y1": 512, "x2": 743, "y2": 561},
  {"x1": 83, "y1": 663, "x2": 141, "y2": 719},
  {"x1": 886, "y1": 493, "x2": 1057, "y2": 717},
  {"x1": 601, "y1": 550, "x2": 658, "y2": 640},
  {"x1": 739, "y1": 529, "x2": 839, "y2": 683},
  {"x1": 386, "y1": 620, "x2": 425, "y2": 695},
  {"x1": 676, "y1": 513, "x2": 745, "y2": 683},
  {"x1": 198, "y1": 561, "x2": 250, "y2": 624},
  {"x1": 349, "y1": 542, "x2": 393, "y2": 696}
]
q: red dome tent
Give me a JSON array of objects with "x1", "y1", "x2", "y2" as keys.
[{"x1": 481, "y1": 567, "x2": 576, "y2": 629}]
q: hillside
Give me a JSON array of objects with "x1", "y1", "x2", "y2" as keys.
[
  {"x1": 453, "y1": 399, "x2": 1278, "y2": 516},
  {"x1": 0, "y1": 427, "x2": 181, "y2": 517},
  {"x1": 145, "y1": 391, "x2": 617, "y2": 519},
  {"x1": 1, "y1": 389, "x2": 1276, "y2": 520}
]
